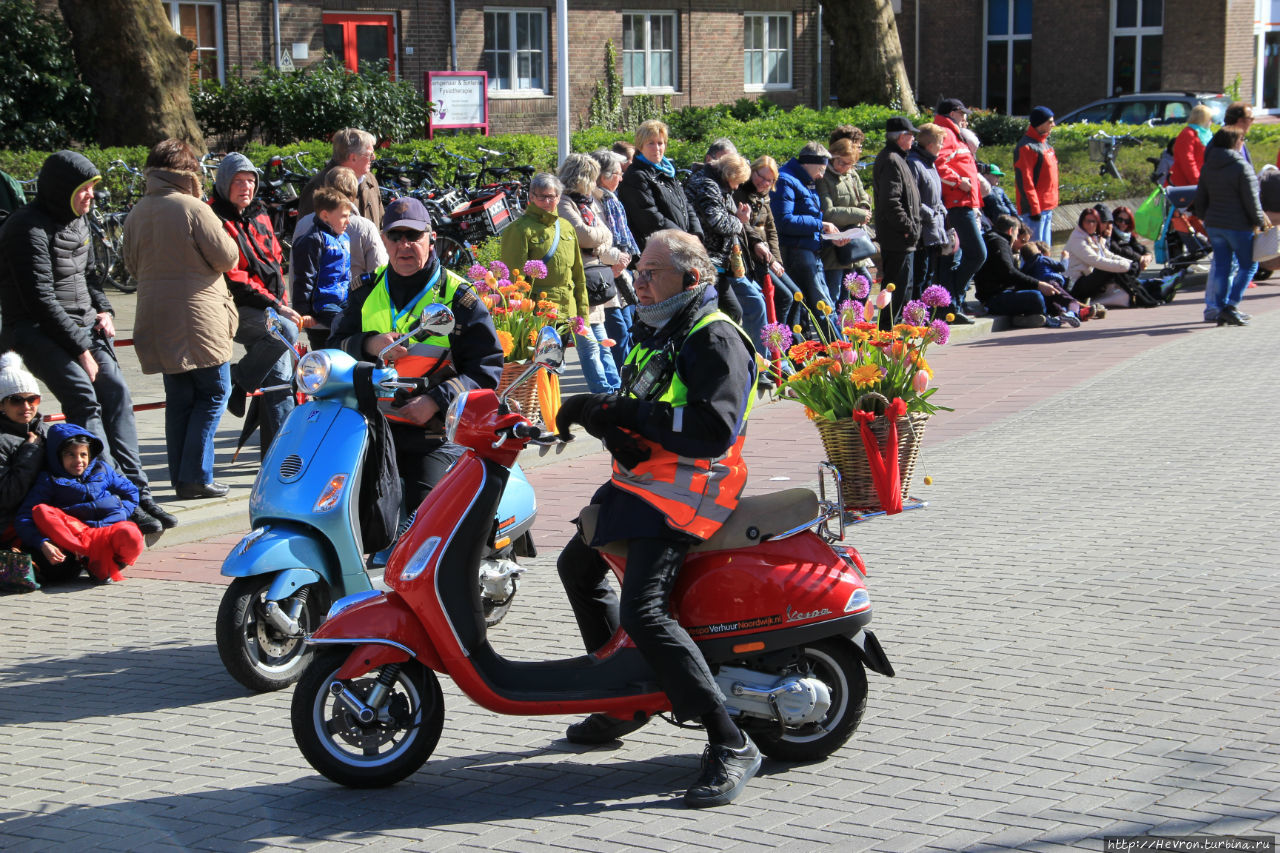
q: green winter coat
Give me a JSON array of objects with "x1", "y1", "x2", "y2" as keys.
[
  {"x1": 816, "y1": 168, "x2": 872, "y2": 270},
  {"x1": 500, "y1": 203, "x2": 587, "y2": 321}
]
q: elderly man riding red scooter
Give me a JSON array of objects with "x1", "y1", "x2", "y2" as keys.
[{"x1": 555, "y1": 228, "x2": 763, "y2": 808}]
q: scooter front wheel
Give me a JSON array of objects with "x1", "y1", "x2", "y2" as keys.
[
  {"x1": 291, "y1": 647, "x2": 444, "y2": 788},
  {"x1": 748, "y1": 638, "x2": 867, "y2": 762},
  {"x1": 216, "y1": 576, "x2": 329, "y2": 692}
]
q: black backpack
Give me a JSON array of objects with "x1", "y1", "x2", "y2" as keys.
[{"x1": 353, "y1": 362, "x2": 403, "y2": 553}]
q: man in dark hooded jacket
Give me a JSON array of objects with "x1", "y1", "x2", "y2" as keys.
[{"x1": 0, "y1": 151, "x2": 175, "y2": 534}]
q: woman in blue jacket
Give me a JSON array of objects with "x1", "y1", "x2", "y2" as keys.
[{"x1": 771, "y1": 143, "x2": 842, "y2": 336}]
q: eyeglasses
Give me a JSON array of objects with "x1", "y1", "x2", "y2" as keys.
[
  {"x1": 634, "y1": 266, "x2": 673, "y2": 286},
  {"x1": 752, "y1": 171, "x2": 775, "y2": 185},
  {"x1": 386, "y1": 230, "x2": 427, "y2": 243},
  {"x1": 5, "y1": 394, "x2": 40, "y2": 406},
  {"x1": 533, "y1": 192, "x2": 560, "y2": 201},
  {"x1": 831, "y1": 158, "x2": 854, "y2": 169}
]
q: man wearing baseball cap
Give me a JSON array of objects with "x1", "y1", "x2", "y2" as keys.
[
  {"x1": 330, "y1": 196, "x2": 503, "y2": 512},
  {"x1": 1014, "y1": 106, "x2": 1059, "y2": 244},
  {"x1": 873, "y1": 117, "x2": 923, "y2": 330},
  {"x1": 933, "y1": 98, "x2": 985, "y2": 325}
]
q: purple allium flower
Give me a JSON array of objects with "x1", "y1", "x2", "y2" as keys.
[
  {"x1": 488, "y1": 260, "x2": 510, "y2": 279},
  {"x1": 929, "y1": 318, "x2": 951, "y2": 345},
  {"x1": 844, "y1": 272, "x2": 871, "y2": 300},
  {"x1": 921, "y1": 284, "x2": 952, "y2": 308},
  {"x1": 522, "y1": 259, "x2": 548, "y2": 279},
  {"x1": 838, "y1": 299, "x2": 863, "y2": 327},
  {"x1": 902, "y1": 299, "x2": 928, "y2": 326},
  {"x1": 760, "y1": 322, "x2": 793, "y2": 355},
  {"x1": 468, "y1": 263, "x2": 488, "y2": 282}
]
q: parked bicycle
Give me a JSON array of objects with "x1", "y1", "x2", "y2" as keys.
[{"x1": 87, "y1": 160, "x2": 145, "y2": 293}]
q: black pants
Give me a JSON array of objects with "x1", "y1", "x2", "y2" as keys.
[
  {"x1": 557, "y1": 530, "x2": 724, "y2": 721},
  {"x1": 1071, "y1": 266, "x2": 1139, "y2": 302},
  {"x1": 389, "y1": 427, "x2": 464, "y2": 513},
  {"x1": 7, "y1": 328, "x2": 151, "y2": 500},
  {"x1": 879, "y1": 248, "x2": 915, "y2": 330}
]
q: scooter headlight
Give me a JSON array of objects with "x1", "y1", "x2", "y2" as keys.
[
  {"x1": 296, "y1": 350, "x2": 332, "y2": 395},
  {"x1": 444, "y1": 391, "x2": 469, "y2": 443}
]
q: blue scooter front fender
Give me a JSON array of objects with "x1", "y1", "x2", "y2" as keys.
[{"x1": 221, "y1": 524, "x2": 338, "y2": 601}]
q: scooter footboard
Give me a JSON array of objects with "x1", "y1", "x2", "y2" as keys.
[{"x1": 309, "y1": 590, "x2": 444, "y2": 675}]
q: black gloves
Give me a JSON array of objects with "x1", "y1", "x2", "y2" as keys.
[
  {"x1": 602, "y1": 426, "x2": 651, "y2": 470},
  {"x1": 556, "y1": 393, "x2": 643, "y2": 441}
]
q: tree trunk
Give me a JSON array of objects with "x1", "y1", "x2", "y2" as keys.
[
  {"x1": 822, "y1": 0, "x2": 918, "y2": 115},
  {"x1": 58, "y1": 0, "x2": 205, "y2": 152}
]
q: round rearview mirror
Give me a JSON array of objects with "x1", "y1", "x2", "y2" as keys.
[
  {"x1": 264, "y1": 306, "x2": 281, "y2": 333},
  {"x1": 416, "y1": 303, "x2": 456, "y2": 339},
  {"x1": 532, "y1": 326, "x2": 563, "y2": 373}
]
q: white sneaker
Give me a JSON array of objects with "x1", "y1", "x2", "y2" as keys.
[{"x1": 1060, "y1": 312, "x2": 1081, "y2": 328}]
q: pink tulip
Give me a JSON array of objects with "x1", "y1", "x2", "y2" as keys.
[
  {"x1": 876, "y1": 289, "x2": 892, "y2": 309},
  {"x1": 913, "y1": 369, "x2": 930, "y2": 393}
]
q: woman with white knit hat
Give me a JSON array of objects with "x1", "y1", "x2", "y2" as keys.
[{"x1": 0, "y1": 353, "x2": 80, "y2": 583}]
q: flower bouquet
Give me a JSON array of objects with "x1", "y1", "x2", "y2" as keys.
[
  {"x1": 466, "y1": 259, "x2": 564, "y2": 424},
  {"x1": 763, "y1": 274, "x2": 953, "y2": 513}
]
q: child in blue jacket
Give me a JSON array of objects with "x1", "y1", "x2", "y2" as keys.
[
  {"x1": 291, "y1": 185, "x2": 352, "y2": 349},
  {"x1": 16, "y1": 423, "x2": 144, "y2": 583}
]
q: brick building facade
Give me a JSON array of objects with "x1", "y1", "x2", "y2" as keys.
[
  {"x1": 41, "y1": 1, "x2": 820, "y2": 135},
  {"x1": 896, "y1": 0, "x2": 1280, "y2": 117}
]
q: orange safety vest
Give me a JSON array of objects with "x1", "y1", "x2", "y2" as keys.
[{"x1": 609, "y1": 309, "x2": 755, "y2": 540}]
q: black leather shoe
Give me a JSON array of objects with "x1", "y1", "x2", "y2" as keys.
[
  {"x1": 565, "y1": 713, "x2": 648, "y2": 745},
  {"x1": 1217, "y1": 308, "x2": 1248, "y2": 327},
  {"x1": 950, "y1": 312, "x2": 975, "y2": 325},
  {"x1": 175, "y1": 481, "x2": 231, "y2": 499},
  {"x1": 129, "y1": 507, "x2": 163, "y2": 535},
  {"x1": 684, "y1": 734, "x2": 763, "y2": 808},
  {"x1": 139, "y1": 498, "x2": 179, "y2": 529}
]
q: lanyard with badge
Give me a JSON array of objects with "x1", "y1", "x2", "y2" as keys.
[{"x1": 385, "y1": 265, "x2": 442, "y2": 332}]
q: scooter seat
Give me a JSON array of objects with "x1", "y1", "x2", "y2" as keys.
[{"x1": 578, "y1": 488, "x2": 820, "y2": 559}]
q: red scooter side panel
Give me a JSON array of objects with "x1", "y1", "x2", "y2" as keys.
[
  {"x1": 311, "y1": 591, "x2": 444, "y2": 673},
  {"x1": 335, "y1": 643, "x2": 409, "y2": 681},
  {"x1": 672, "y1": 532, "x2": 868, "y2": 640}
]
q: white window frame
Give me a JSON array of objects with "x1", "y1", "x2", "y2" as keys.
[
  {"x1": 163, "y1": 1, "x2": 224, "y2": 83},
  {"x1": 1254, "y1": 0, "x2": 1280, "y2": 113},
  {"x1": 622, "y1": 11, "x2": 678, "y2": 94},
  {"x1": 981, "y1": 0, "x2": 1031, "y2": 114},
  {"x1": 1107, "y1": 0, "x2": 1164, "y2": 96},
  {"x1": 744, "y1": 13, "x2": 792, "y2": 91},
  {"x1": 483, "y1": 7, "x2": 550, "y2": 95}
]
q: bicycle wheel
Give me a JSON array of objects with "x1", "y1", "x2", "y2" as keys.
[{"x1": 434, "y1": 234, "x2": 475, "y2": 273}]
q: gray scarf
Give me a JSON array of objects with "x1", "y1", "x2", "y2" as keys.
[{"x1": 635, "y1": 284, "x2": 705, "y2": 330}]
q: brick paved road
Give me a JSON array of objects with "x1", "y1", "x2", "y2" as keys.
[{"x1": 2, "y1": 288, "x2": 1279, "y2": 850}]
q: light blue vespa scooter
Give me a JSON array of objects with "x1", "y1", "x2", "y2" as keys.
[{"x1": 216, "y1": 305, "x2": 537, "y2": 692}]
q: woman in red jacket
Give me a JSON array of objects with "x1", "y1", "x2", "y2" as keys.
[{"x1": 1169, "y1": 105, "x2": 1213, "y2": 187}]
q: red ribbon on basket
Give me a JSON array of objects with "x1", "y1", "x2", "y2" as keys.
[{"x1": 850, "y1": 397, "x2": 908, "y2": 515}]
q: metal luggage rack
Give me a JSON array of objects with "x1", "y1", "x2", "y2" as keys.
[{"x1": 816, "y1": 461, "x2": 927, "y2": 541}]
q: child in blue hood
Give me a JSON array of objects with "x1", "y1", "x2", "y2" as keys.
[{"x1": 15, "y1": 423, "x2": 144, "y2": 583}]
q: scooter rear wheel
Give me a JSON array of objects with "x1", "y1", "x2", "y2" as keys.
[
  {"x1": 748, "y1": 638, "x2": 867, "y2": 762},
  {"x1": 216, "y1": 576, "x2": 329, "y2": 692},
  {"x1": 292, "y1": 648, "x2": 444, "y2": 788}
]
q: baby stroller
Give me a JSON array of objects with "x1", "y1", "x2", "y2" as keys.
[{"x1": 1152, "y1": 185, "x2": 1212, "y2": 272}]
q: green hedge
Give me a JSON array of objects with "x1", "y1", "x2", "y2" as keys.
[{"x1": 7, "y1": 108, "x2": 1280, "y2": 207}]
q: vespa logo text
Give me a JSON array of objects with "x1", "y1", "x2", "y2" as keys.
[{"x1": 787, "y1": 605, "x2": 831, "y2": 623}]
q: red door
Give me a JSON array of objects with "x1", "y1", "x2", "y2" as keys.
[{"x1": 323, "y1": 13, "x2": 397, "y2": 77}]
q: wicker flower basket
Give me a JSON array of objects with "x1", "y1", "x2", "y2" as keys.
[
  {"x1": 814, "y1": 410, "x2": 930, "y2": 510},
  {"x1": 497, "y1": 360, "x2": 541, "y2": 424}
]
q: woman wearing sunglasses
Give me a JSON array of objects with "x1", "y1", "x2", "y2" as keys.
[{"x1": 0, "y1": 354, "x2": 76, "y2": 584}]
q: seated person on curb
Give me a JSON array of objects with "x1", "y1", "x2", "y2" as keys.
[
  {"x1": 554, "y1": 229, "x2": 763, "y2": 809},
  {"x1": 291, "y1": 187, "x2": 352, "y2": 350},
  {"x1": 1094, "y1": 204, "x2": 1154, "y2": 272},
  {"x1": 330, "y1": 197, "x2": 503, "y2": 517},
  {"x1": 1064, "y1": 208, "x2": 1148, "y2": 308},
  {"x1": 1019, "y1": 241, "x2": 1068, "y2": 289},
  {"x1": 15, "y1": 424, "x2": 144, "y2": 584},
  {"x1": 974, "y1": 214, "x2": 1082, "y2": 327}
]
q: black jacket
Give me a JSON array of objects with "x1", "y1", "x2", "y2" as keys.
[
  {"x1": 1194, "y1": 146, "x2": 1268, "y2": 232},
  {"x1": 330, "y1": 257, "x2": 503, "y2": 418},
  {"x1": 872, "y1": 143, "x2": 922, "y2": 252},
  {"x1": 974, "y1": 230, "x2": 1043, "y2": 303},
  {"x1": 0, "y1": 412, "x2": 45, "y2": 534},
  {"x1": 684, "y1": 163, "x2": 746, "y2": 270},
  {"x1": 617, "y1": 156, "x2": 704, "y2": 250},
  {"x1": 0, "y1": 151, "x2": 113, "y2": 356}
]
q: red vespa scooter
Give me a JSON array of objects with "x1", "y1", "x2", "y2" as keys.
[{"x1": 290, "y1": 328, "x2": 895, "y2": 789}]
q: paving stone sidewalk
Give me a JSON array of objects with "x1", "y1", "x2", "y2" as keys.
[{"x1": 2, "y1": 277, "x2": 1279, "y2": 850}]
